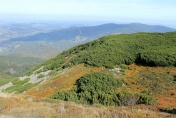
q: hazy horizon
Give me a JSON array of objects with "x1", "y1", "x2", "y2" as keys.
[{"x1": 0, "y1": 0, "x2": 176, "y2": 28}]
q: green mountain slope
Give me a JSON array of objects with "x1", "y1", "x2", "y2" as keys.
[
  {"x1": 42, "y1": 32, "x2": 175, "y2": 109},
  {"x1": 27, "y1": 32, "x2": 176, "y2": 75}
]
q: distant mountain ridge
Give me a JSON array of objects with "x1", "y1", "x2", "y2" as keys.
[
  {"x1": 1, "y1": 23, "x2": 175, "y2": 60},
  {"x1": 10, "y1": 23, "x2": 175, "y2": 42}
]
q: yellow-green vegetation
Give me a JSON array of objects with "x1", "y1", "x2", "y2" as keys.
[
  {"x1": 37, "y1": 74, "x2": 45, "y2": 78},
  {"x1": 0, "y1": 78, "x2": 14, "y2": 86}
]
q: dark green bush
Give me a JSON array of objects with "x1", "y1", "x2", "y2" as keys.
[
  {"x1": 51, "y1": 72, "x2": 123, "y2": 106},
  {"x1": 52, "y1": 91, "x2": 78, "y2": 102},
  {"x1": 160, "y1": 108, "x2": 176, "y2": 114},
  {"x1": 137, "y1": 93, "x2": 156, "y2": 105},
  {"x1": 117, "y1": 90, "x2": 156, "y2": 106},
  {"x1": 117, "y1": 91, "x2": 139, "y2": 106},
  {"x1": 137, "y1": 50, "x2": 176, "y2": 66},
  {"x1": 37, "y1": 74, "x2": 45, "y2": 78},
  {"x1": 75, "y1": 73, "x2": 123, "y2": 105},
  {"x1": 51, "y1": 72, "x2": 156, "y2": 106}
]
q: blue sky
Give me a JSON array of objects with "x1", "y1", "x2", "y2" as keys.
[{"x1": 0, "y1": 0, "x2": 176, "y2": 27}]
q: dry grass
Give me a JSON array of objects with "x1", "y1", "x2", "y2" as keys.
[
  {"x1": 121, "y1": 64, "x2": 176, "y2": 108},
  {"x1": 0, "y1": 64, "x2": 175, "y2": 117},
  {"x1": 0, "y1": 96, "x2": 174, "y2": 118},
  {"x1": 21, "y1": 64, "x2": 103, "y2": 100},
  {"x1": 20, "y1": 64, "x2": 176, "y2": 108},
  {"x1": 0, "y1": 92, "x2": 14, "y2": 98}
]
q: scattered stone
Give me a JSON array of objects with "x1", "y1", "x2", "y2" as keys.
[
  {"x1": 0, "y1": 82, "x2": 13, "y2": 92},
  {"x1": 110, "y1": 68, "x2": 121, "y2": 73}
]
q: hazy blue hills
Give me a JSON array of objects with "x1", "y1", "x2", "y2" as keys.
[
  {"x1": 0, "y1": 23, "x2": 62, "y2": 42},
  {"x1": 0, "y1": 23, "x2": 175, "y2": 65},
  {"x1": 10, "y1": 23, "x2": 175, "y2": 42}
]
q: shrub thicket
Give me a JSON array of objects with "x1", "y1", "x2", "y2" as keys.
[
  {"x1": 51, "y1": 73, "x2": 156, "y2": 106},
  {"x1": 27, "y1": 32, "x2": 176, "y2": 75},
  {"x1": 51, "y1": 73, "x2": 123, "y2": 105}
]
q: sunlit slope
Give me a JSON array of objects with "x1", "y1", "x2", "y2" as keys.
[
  {"x1": 22, "y1": 64, "x2": 103, "y2": 99},
  {"x1": 23, "y1": 31, "x2": 176, "y2": 108},
  {"x1": 27, "y1": 32, "x2": 176, "y2": 75}
]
